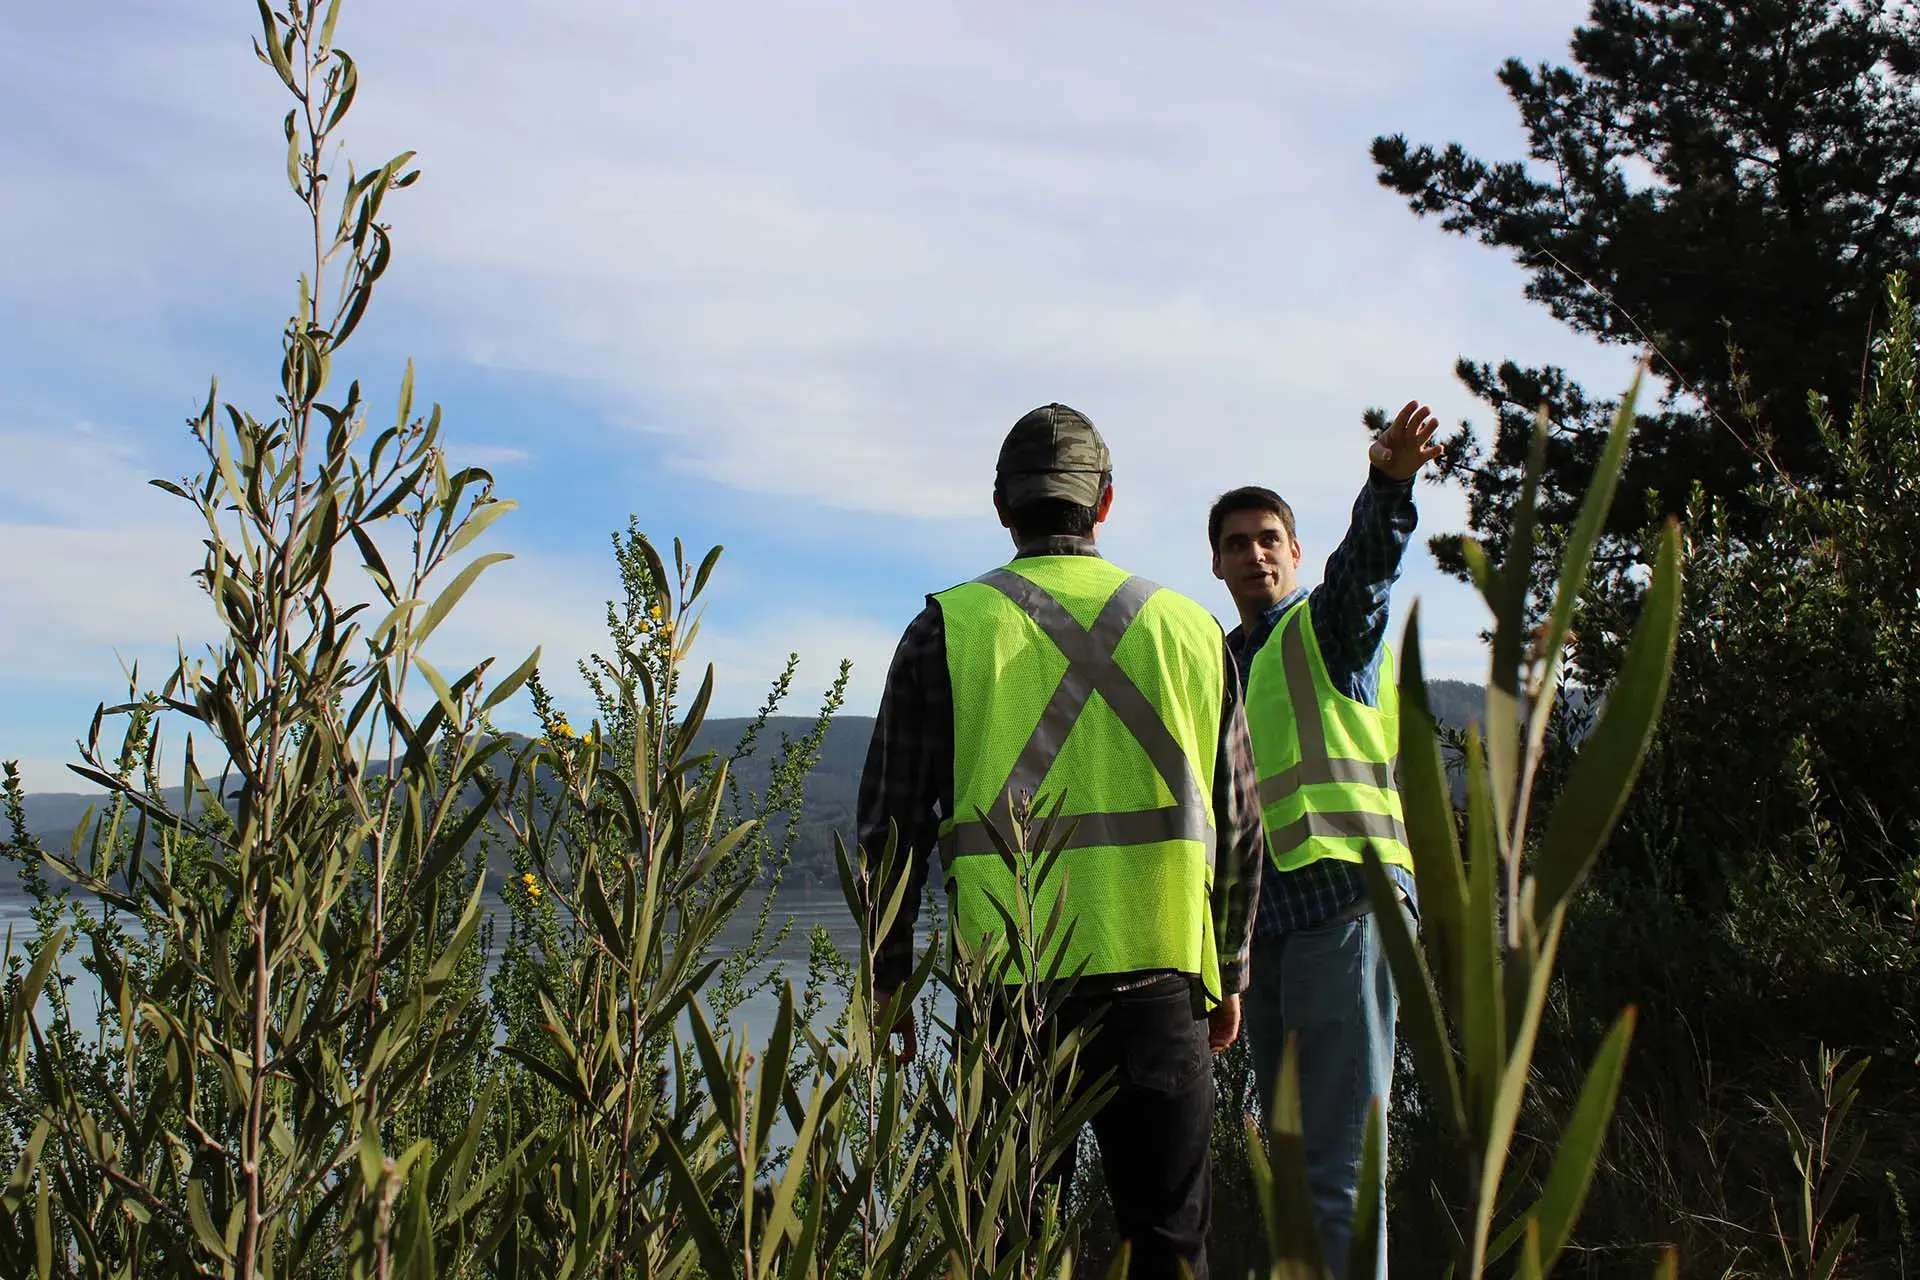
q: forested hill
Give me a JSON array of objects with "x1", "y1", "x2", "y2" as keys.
[{"x1": 8, "y1": 680, "x2": 1486, "y2": 892}]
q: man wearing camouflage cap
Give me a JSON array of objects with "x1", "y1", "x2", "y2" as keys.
[{"x1": 859, "y1": 403, "x2": 1265, "y2": 1278}]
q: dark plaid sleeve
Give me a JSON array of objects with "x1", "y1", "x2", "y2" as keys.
[
  {"x1": 856, "y1": 602, "x2": 953, "y2": 992},
  {"x1": 1212, "y1": 638, "x2": 1264, "y2": 995},
  {"x1": 1308, "y1": 468, "x2": 1419, "y2": 700}
]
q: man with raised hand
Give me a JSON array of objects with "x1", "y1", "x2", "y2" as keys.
[
  {"x1": 859, "y1": 403, "x2": 1265, "y2": 1280},
  {"x1": 1207, "y1": 401, "x2": 1442, "y2": 1277}
]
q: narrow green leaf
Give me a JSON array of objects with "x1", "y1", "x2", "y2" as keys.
[
  {"x1": 1486, "y1": 407, "x2": 1550, "y2": 832},
  {"x1": 187, "y1": 1179, "x2": 232, "y2": 1261},
  {"x1": 1518, "y1": 1219, "x2": 1545, "y2": 1280},
  {"x1": 1262, "y1": 1035, "x2": 1330, "y2": 1280},
  {"x1": 579, "y1": 866, "x2": 624, "y2": 959},
  {"x1": 447, "y1": 497, "x2": 517, "y2": 559},
  {"x1": 1530, "y1": 1006, "x2": 1636, "y2": 1269},
  {"x1": 1811, "y1": 1217, "x2": 1857, "y2": 1280},
  {"x1": 396, "y1": 359, "x2": 416, "y2": 432},
  {"x1": 318, "y1": 0, "x2": 344, "y2": 52},
  {"x1": 686, "y1": 1002, "x2": 740, "y2": 1137},
  {"x1": 1470, "y1": 910, "x2": 1566, "y2": 1276},
  {"x1": 1461, "y1": 732, "x2": 1506, "y2": 1130},
  {"x1": 1346, "y1": 1098, "x2": 1386, "y2": 1280},
  {"x1": 1460, "y1": 537, "x2": 1495, "y2": 610},
  {"x1": 1533, "y1": 521, "x2": 1683, "y2": 917},
  {"x1": 284, "y1": 105, "x2": 304, "y2": 194},
  {"x1": 750, "y1": 984, "x2": 797, "y2": 1158},
  {"x1": 497, "y1": 1045, "x2": 588, "y2": 1106},
  {"x1": 34, "y1": 1171, "x2": 51, "y2": 1280},
  {"x1": 9, "y1": 927, "x2": 65, "y2": 1074},
  {"x1": 415, "y1": 551, "x2": 512, "y2": 646},
  {"x1": 413, "y1": 654, "x2": 461, "y2": 724},
  {"x1": 254, "y1": 0, "x2": 294, "y2": 87},
  {"x1": 1523, "y1": 371, "x2": 1644, "y2": 785},
  {"x1": 1396, "y1": 608, "x2": 1468, "y2": 1001},
  {"x1": 426, "y1": 868, "x2": 488, "y2": 990},
  {"x1": 759, "y1": 1072, "x2": 832, "y2": 1280},
  {"x1": 662, "y1": 1131, "x2": 736, "y2": 1280},
  {"x1": 4, "y1": 1119, "x2": 51, "y2": 1213},
  {"x1": 691, "y1": 542, "x2": 724, "y2": 601},
  {"x1": 1362, "y1": 848, "x2": 1465, "y2": 1138}
]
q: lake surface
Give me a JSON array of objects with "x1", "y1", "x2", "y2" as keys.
[{"x1": 0, "y1": 881, "x2": 910, "y2": 1050}]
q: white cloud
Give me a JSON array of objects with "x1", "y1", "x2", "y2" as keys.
[
  {"x1": 5, "y1": 0, "x2": 1633, "y2": 528},
  {"x1": 0, "y1": 425, "x2": 210, "y2": 682},
  {"x1": 2, "y1": 0, "x2": 1643, "y2": 782}
]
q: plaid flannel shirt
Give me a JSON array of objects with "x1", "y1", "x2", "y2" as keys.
[
  {"x1": 857, "y1": 536, "x2": 1265, "y2": 996},
  {"x1": 1229, "y1": 468, "x2": 1421, "y2": 939}
]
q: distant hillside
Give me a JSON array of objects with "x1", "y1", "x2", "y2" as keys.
[{"x1": 9, "y1": 681, "x2": 1489, "y2": 898}]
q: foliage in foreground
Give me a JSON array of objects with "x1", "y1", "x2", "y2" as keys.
[{"x1": 0, "y1": 1, "x2": 1741, "y2": 1277}]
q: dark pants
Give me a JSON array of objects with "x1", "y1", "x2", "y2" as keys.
[{"x1": 1042, "y1": 976, "x2": 1216, "y2": 1280}]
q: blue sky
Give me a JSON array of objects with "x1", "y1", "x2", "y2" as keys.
[{"x1": 1, "y1": 0, "x2": 1643, "y2": 793}]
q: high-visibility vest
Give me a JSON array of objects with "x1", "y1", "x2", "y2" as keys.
[
  {"x1": 1245, "y1": 599, "x2": 1412, "y2": 875},
  {"x1": 934, "y1": 555, "x2": 1225, "y2": 1003}
]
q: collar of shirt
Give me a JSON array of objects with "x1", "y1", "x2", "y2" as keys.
[
  {"x1": 1012, "y1": 534, "x2": 1103, "y2": 560},
  {"x1": 1226, "y1": 586, "x2": 1307, "y2": 680}
]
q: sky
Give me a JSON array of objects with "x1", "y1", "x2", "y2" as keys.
[{"x1": 0, "y1": 0, "x2": 1644, "y2": 794}]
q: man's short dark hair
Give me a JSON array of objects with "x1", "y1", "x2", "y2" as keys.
[
  {"x1": 1207, "y1": 486, "x2": 1296, "y2": 551},
  {"x1": 998, "y1": 476, "x2": 1109, "y2": 544}
]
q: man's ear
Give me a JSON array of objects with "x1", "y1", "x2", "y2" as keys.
[
  {"x1": 1095, "y1": 484, "x2": 1115, "y2": 524},
  {"x1": 1210, "y1": 549, "x2": 1226, "y2": 582},
  {"x1": 993, "y1": 489, "x2": 1012, "y2": 530}
]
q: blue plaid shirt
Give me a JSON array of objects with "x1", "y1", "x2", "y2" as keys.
[{"x1": 1227, "y1": 469, "x2": 1421, "y2": 939}]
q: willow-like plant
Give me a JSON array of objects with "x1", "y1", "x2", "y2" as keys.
[{"x1": 0, "y1": 2, "x2": 531, "y2": 1276}]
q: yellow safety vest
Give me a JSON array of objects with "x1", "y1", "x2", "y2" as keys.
[
  {"x1": 1245, "y1": 599, "x2": 1412, "y2": 875},
  {"x1": 934, "y1": 555, "x2": 1225, "y2": 1002}
]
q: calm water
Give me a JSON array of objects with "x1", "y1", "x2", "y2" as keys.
[{"x1": 0, "y1": 882, "x2": 898, "y2": 1049}]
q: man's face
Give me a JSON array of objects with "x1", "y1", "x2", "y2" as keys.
[{"x1": 1212, "y1": 508, "x2": 1302, "y2": 610}]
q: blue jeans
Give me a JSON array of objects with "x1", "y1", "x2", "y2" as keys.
[{"x1": 1244, "y1": 900, "x2": 1406, "y2": 1279}]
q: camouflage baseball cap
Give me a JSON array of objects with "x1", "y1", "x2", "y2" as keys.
[{"x1": 995, "y1": 403, "x2": 1112, "y2": 507}]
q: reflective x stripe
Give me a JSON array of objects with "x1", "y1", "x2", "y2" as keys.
[
  {"x1": 943, "y1": 805, "x2": 1212, "y2": 858},
  {"x1": 1256, "y1": 613, "x2": 1398, "y2": 804},
  {"x1": 1281, "y1": 614, "x2": 1329, "y2": 762},
  {"x1": 945, "y1": 569, "x2": 1213, "y2": 859},
  {"x1": 1257, "y1": 756, "x2": 1398, "y2": 807},
  {"x1": 1258, "y1": 610, "x2": 1407, "y2": 855},
  {"x1": 1264, "y1": 807, "x2": 1409, "y2": 851}
]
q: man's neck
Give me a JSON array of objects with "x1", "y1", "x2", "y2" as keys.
[
  {"x1": 1012, "y1": 532, "x2": 1100, "y2": 559},
  {"x1": 1235, "y1": 586, "x2": 1305, "y2": 634}
]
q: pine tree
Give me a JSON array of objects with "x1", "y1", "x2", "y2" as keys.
[{"x1": 1373, "y1": 0, "x2": 1920, "y2": 577}]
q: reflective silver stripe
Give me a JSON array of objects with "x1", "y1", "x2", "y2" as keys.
[
  {"x1": 1258, "y1": 609, "x2": 1399, "y2": 807},
  {"x1": 945, "y1": 805, "x2": 1215, "y2": 859},
  {"x1": 1265, "y1": 808, "x2": 1409, "y2": 851},
  {"x1": 1257, "y1": 756, "x2": 1398, "y2": 807},
  {"x1": 955, "y1": 569, "x2": 1211, "y2": 858},
  {"x1": 1280, "y1": 610, "x2": 1328, "y2": 762}
]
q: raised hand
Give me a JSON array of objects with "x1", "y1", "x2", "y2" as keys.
[{"x1": 1369, "y1": 400, "x2": 1445, "y2": 481}]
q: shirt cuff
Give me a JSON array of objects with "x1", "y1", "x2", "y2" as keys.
[
  {"x1": 1367, "y1": 465, "x2": 1416, "y2": 491},
  {"x1": 1217, "y1": 959, "x2": 1250, "y2": 996}
]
